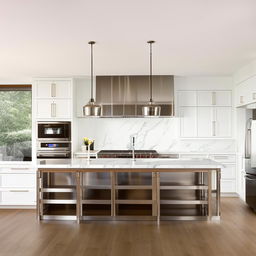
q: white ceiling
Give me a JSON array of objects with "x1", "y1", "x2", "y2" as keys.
[{"x1": 0, "y1": 0, "x2": 256, "y2": 82}]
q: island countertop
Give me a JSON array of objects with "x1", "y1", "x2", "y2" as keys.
[{"x1": 37, "y1": 158, "x2": 223, "y2": 171}]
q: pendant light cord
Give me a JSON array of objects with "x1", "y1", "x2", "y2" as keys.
[
  {"x1": 148, "y1": 40, "x2": 155, "y2": 103},
  {"x1": 89, "y1": 41, "x2": 95, "y2": 103}
]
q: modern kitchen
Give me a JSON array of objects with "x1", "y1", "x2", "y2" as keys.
[{"x1": 1, "y1": 1, "x2": 256, "y2": 255}]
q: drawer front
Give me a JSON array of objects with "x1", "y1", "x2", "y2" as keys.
[
  {"x1": 221, "y1": 180, "x2": 236, "y2": 193},
  {"x1": 221, "y1": 165, "x2": 236, "y2": 179},
  {"x1": 0, "y1": 174, "x2": 36, "y2": 188},
  {"x1": 179, "y1": 154, "x2": 208, "y2": 159},
  {"x1": 210, "y1": 154, "x2": 236, "y2": 163},
  {"x1": 0, "y1": 190, "x2": 36, "y2": 204}
]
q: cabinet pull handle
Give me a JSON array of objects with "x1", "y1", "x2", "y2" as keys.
[
  {"x1": 212, "y1": 121, "x2": 216, "y2": 136},
  {"x1": 9, "y1": 190, "x2": 29, "y2": 192},
  {"x1": 51, "y1": 83, "x2": 56, "y2": 97},
  {"x1": 53, "y1": 103, "x2": 56, "y2": 117},
  {"x1": 253, "y1": 93, "x2": 256, "y2": 100},
  {"x1": 240, "y1": 96, "x2": 244, "y2": 104},
  {"x1": 212, "y1": 92, "x2": 216, "y2": 105},
  {"x1": 51, "y1": 103, "x2": 56, "y2": 117}
]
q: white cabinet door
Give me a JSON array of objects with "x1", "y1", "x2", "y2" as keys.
[
  {"x1": 36, "y1": 99, "x2": 71, "y2": 119},
  {"x1": 36, "y1": 81, "x2": 53, "y2": 98},
  {"x1": 215, "y1": 107, "x2": 232, "y2": 137},
  {"x1": 197, "y1": 91, "x2": 213, "y2": 106},
  {"x1": 35, "y1": 80, "x2": 71, "y2": 99},
  {"x1": 36, "y1": 99, "x2": 53, "y2": 118},
  {"x1": 215, "y1": 91, "x2": 232, "y2": 106},
  {"x1": 180, "y1": 107, "x2": 197, "y2": 137},
  {"x1": 198, "y1": 91, "x2": 232, "y2": 106},
  {"x1": 221, "y1": 164, "x2": 236, "y2": 179},
  {"x1": 55, "y1": 81, "x2": 72, "y2": 98},
  {"x1": 248, "y1": 77, "x2": 256, "y2": 104},
  {"x1": 221, "y1": 180, "x2": 236, "y2": 193},
  {"x1": 197, "y1": 107, "x2": 213, "y2": 137},
  {"x1": 55, "y1": 99, "x2": 71, "y2": 118},
  {"x1": 0, "y1": 190, "x2": 36, "y2": 205},
  {"x1": 0, "y1": 174, "x2": 35, "y2": 188},
  {"x1": 178, "y1": 91, "x2": 197, "y2": 106}
]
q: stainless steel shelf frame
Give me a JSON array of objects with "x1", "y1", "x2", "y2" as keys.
[{"x1": 37, "y1": 168, "x2": 221, "y2": 223}]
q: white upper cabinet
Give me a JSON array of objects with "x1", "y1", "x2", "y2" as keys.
[
  {"x1": 235, "y1": 76, "x2": 256, "y2": 107},
  {"x1": 35, "y1": 80, "x2": 72, "y2": 99},
  {"x1": 215, "y1": 107, "x2": 232, "y2": 137},
  {"x1": 197, "y1": 91, "x2": 232, "y2": 106},
  {"x1": 215, "y1": 91, "x2": 232, "y2": 106},
  {"x1": 36, "y1": 99, "x2": 71, "y2": 119},
  {"x1": 33, "y1": 78, "x2": 73, "y2": 119},
  {"x1": 178, "y1": 90, "x2": 232, "y2": 138},
  {"x1": 178, "y1": 91, "x2": 197, "y2": 106},
  {"x1": 197, "y1": 107, "x2": 213, "y2": 137}
]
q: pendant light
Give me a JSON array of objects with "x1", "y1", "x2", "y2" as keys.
[
  {"x1": 83, "y1": 41, "x2": 101, "y2": 116},
  {"x1": 142, "y1": 40, "x2": 161, "y2": 117}
]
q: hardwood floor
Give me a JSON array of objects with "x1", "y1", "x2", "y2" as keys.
[{"x1": 0, "y1": 198, "x2": 256, "y2": 256}]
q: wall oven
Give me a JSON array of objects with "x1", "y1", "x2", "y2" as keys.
[
  {"x1": 37, "y1": 122, "x2": 71, "y2": 159},
  {"x1": 37, "y1": 122, "x2": 71, "y2": 141}
]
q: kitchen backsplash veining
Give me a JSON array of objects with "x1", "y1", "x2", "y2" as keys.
[{"x1": 77, "y1": 118, "x2": 236, "y2": 152}]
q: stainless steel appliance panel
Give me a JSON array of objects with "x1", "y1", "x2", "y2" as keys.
[
  {"x1": 246, "y1": 174, "x2": 256, "y2": 210},
  {"x1": 251, "y1": 120, "x2": 256, "y2": 167}
]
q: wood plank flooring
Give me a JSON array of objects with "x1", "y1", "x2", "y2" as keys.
[{"x1": 0, "y1": 198, "x2": 256, "y2": 256}]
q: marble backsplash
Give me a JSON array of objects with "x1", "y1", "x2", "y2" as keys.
[{"x1": 77, "y1": 118, "x2": 236, "y2": 153}]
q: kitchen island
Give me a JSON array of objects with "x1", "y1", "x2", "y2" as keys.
[{"x1": 37, "y1": 158, "x2": 222, "y2": 222}]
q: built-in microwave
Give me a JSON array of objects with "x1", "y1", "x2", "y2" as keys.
[{"x1": 37, "y1": 122, "x2": 71, "y2": 141}]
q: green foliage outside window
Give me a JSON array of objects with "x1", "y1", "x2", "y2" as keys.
[{"x1": 0, "y1": 90, "x2": 32, "y2": 161}]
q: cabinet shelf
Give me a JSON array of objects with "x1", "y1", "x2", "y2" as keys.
[
  {"x1": 160, "y1": 185, "x2": 208, "y2": 190},
  {"x1": 116, "y1": 185, "x2": 152, "y2": 190},
  {"x1": 160, "y1": 200, "x2": 208, "y2": 205},
  {"x1": 116, "y1": 200, "x2": 153, "y2": 205},
  {"x1": 42, "y1": 199, "x2": 76, "y2": 204},
  {"x1": 82, "y1": 185, "x2": 111, "y2": 190},
  {"x1": 42, "y1": 188, "x2": 75, "y2": 192},
  {"x1": 82, "y1": 200, "x2": 111, "y2": 205}
]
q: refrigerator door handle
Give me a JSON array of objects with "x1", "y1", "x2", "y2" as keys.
[{"x1": 245, "y1": 119, "x2": 252, "y2": 159}]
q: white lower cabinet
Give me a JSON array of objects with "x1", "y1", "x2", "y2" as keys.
[
  {"x1": 0, "y1": 169, "x2": 36, "y2": 207},
  {"x1": 209, "y1": 154, "x2": 237, "y2": 194},
  {"x1": 0, "y1": 189, "x2": 36, "y2": 205},
  {"x1": 221, "y1": 180, "x2": 236, "y2": 193}
]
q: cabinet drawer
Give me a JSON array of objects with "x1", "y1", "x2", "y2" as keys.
[
  {"x1": 221, "y1": 165, "x2": 236, "y2": 179},
  {"x1": 179, "y1": 154, "x2": 208, "y2": 159},
  {"x1": 0, "y1": 190, "x2": 36, "y2": 204},
  {"x1": 0, "y1": 174, "x2": 36, "y2": 188},
  {"x1": 210, "y1": 154, "x2": 236, "y2": 163},
  {"x1": 221, "y1": 180, "x2": 236, "y2": 193}
]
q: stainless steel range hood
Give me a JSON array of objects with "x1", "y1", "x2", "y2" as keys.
[{"x1": 95, "y1": 75, "x2": 174, "y2": 117}]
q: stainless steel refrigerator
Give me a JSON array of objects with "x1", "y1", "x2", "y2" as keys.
[{"x1": 245, "y1": 110, "x2": 256, "y2": 210}]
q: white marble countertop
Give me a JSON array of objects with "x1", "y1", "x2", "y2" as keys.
[{"x1": 37, "y1": 158, "x2": 223, "y2": 170}]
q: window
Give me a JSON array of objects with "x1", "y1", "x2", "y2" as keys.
[{"x1": 0, "y1": 85, "x2": 32, "y2": 161}]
